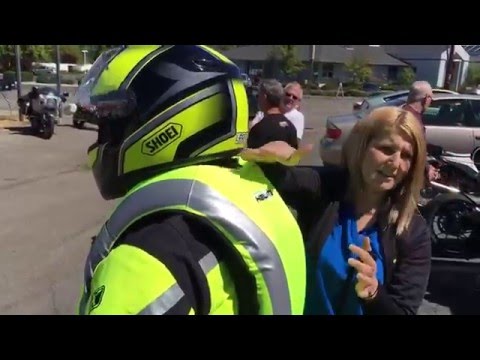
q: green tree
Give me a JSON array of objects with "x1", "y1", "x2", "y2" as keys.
[
  {"x1": 82, "y1": 45, "x2": 118, "y2": 62},
  {"x1": 0, "y1": 45, "x2": 15, "y2": 70},
  {"x1": 59, "y1": 45, "x2": 82, "y2": 63},
  {"x1": 465, "y1": 63, "x2": 480, "y2": 86},
  {"x1": 0, "y1": 45, "x2": 53, "y2": 71},
  {"x1": 274, "y1": 45, "x2": 305, "y2": 77},
  {"x1": 398, "y1": 67, "x2": 416, "y2": 87},
  {"x1": 344, "y1": 56, "x2": 372, "y2": 87}
]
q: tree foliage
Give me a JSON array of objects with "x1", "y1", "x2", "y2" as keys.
[
  {"x1": 271, "y1": 45, "x2": 305, "y2": 77},
  {"x1": 0, "y1": 45, "x2": 120, "y2": 71},
  {"x1": 398, "y1": 67, "x2": 416, "y2": 87},
  {"x1": 81, "y1": 45, "x2": 118, "y2": 62},
  {"x1": 0, "y1": 45, "x2": 53, "y2": 71},
  {"x1": 465, "y1": 63, "x2": 480, "y2": 86},
  {"x1": 344, "y1": 56, "x2": 372, "y2": 86}
]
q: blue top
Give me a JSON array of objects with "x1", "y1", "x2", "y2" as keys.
[{"x1": 304, "y1": 202, "x2": 385, "y2": 315}]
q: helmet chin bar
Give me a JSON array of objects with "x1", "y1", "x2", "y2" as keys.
[{"x1": 91, "y1": 143, "x2": 128, "y2": 200}]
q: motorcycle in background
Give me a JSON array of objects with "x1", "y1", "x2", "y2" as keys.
[
  {"x1": 420, "y1": 147, "x2": 480, "y2": 258},
  {"x1": 17, "y1": 86, "x2": 69, "y2": 139}
]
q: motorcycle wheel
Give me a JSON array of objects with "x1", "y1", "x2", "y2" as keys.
[
  {"x1": 73, "y1": 119, "x2": 85, "y2": 129},
  {"x1": 422, "y1": 193, "x2": 477, "y2": 257},
  {"x1": 41, "y1": 115, "x2": 55, "y2": 140}
]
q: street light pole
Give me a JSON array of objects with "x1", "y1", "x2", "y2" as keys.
[
  {"x1": 310, "y1": 45, "x2": 316, "y2": 90},
  {"x1": 82, "y1": 50, "x2": 88, "y2": 65},
  {"x1": 14, "y1": 45, "x2": 23, "y2": 121},
  {"x1": 444, "y1": 45, "x2": 455, "y2": 90},
  {"x1": 55, "y1": 45, "x2": 62, "y2": 118}
]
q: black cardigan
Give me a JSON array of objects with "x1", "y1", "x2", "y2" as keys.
[{"x1": 261, "y1": 164, "x2": 432, "y2": 315}]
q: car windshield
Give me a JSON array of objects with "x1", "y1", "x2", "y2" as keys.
[{"x1": 360, "y1": 99, "x2": 369, "y2": 111}]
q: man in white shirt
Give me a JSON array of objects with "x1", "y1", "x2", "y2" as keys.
[{"x1": 249, "y1": 81, "x2": 305, "y2": 143}]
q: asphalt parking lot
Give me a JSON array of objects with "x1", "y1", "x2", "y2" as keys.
[{"x1": 0, "y1": 86, "x2": 478, "y2": 315}]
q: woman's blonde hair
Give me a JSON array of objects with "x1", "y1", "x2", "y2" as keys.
[{"x1": 341, "y1": 106, "x2": 427, "y2": 235}]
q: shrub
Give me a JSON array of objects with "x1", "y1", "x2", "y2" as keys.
[
  {"x1": 36, "y1": 72, "x2": 83, "y2": 84},
  {"x1": 309, "y1": 89, "x2": 344, "y2": 97},
  {"x1": 380, "y1": 84, "x2": 397, "y2": 91},
  {"x1": 36, "y1": 73, "x2": 56, "y2": 84},
  {"x1": 3, "y1": 71, "x2": 34, "y2": 82},
  {"x1": 344, "y1": 89, "x2": 368, "y2": 97}
]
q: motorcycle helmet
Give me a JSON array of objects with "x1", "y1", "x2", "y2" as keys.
[
  {"x1": 80, "y1": 45, "x2": 249, "y2": 200},
  {"x1": 30, "y1": 86, "x2": 39, "y2": 98}
]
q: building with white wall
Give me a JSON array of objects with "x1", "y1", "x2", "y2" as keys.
[
  {"x1": 222, "y1": 45, "x2": 471, "y2": 90},
  {"x1": 383, "y1": 45, "x2": 470, "y2": 90}
]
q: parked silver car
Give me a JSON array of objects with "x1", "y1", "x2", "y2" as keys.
[
  {"x1": 352, "y1": 88, "x2": 458, "y2": 112},
  {"x1": 320, "y1": 93, "x2": 480, "y2": 165}
]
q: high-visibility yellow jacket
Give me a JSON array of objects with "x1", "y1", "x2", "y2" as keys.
[{"x1": 78, "y1": 161, "x2": 306, "y2": 315}]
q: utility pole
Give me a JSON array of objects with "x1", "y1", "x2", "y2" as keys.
[
  {"x1": 82, "y1": 49, "x2": 88, "y2": 65},
  {"x1": 55, "y1": 45, "x2": 62, "y2": 118},
  {"x1": 310, "y1": 45, "x2": 316, "y2": 91},
  {"x1": 15, "y1": 45, "x2": 22, "y2": 121},
  {"x1": 444, "y1": 45, "x2": 455, "y2": 90}
]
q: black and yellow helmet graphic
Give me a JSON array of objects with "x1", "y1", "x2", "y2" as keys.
[{"x1": 81, "y1": 45, "x2": 249, "y2": 200}]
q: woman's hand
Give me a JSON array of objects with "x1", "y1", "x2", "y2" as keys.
[
  {"x1": 348, "y1": 237, "x2": 379, "y2": 301},
  {"x1": 239, "y1": 141, "x2": 313, "y2": 166}
]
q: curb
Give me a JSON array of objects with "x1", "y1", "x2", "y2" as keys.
[{"x1": 21, "y1": 82, "x2": 79, "y2": 88}]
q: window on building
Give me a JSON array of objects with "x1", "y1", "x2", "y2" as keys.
[
  {"x1": 388, "y1": 66, "x2": 399, "y2": 81},
  {"x1": 322, "y1": 63, "x2": 334, "y2": 78}
]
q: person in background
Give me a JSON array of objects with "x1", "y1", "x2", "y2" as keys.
[
  {"x1": 250, "y1": 81, "x2": 305, "y2": 143},
  {"x1": 402, "y1": 80, "x2": 440, "y2": 182},
  {"x1": 241, "y1": 106, "x2": 431, "y2": 315},
  {"x1": 248, "y1": 79, "x2": 299, "y2": 149},
  {"x1": 402, "y1": 81, "x2": 433, "y2": 132},
  {"x1": 282, "y1": 81, "x2": 305, "y2": 142}
]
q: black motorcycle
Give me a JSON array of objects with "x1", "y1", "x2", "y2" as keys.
[
  {"x1": 420, "y1": 147, "x2": 480, "y2": 258},
  {"x1": 17, "y1": 87, "x2": 68, "y2": 139}
]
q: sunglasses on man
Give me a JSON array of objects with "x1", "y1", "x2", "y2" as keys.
[{"x1": 285, "y1": 92, "x2": 301, "y2": 101}]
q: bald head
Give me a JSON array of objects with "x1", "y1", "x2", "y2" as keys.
[{"x1": 407, "y1": 81, "x2": 433, "y2": 103}]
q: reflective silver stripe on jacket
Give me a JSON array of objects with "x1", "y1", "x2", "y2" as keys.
[
  {"x1": 138, "y1": 283, "x2": 185, "y2": 315},
  {"x1": 81, "y1": 179, "x2": 292, "y2": 315},
  {"x1": 198, "y1": 252, "x2": 219, "y2": 275},
  {"x1": 138, "y1": 252, "x2": 219, "y2": 315}
]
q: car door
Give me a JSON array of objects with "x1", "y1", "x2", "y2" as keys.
[
  {"x1": 423, "y1": 98, "x2": 474, "y2": 154},
  {"x1": 464, "y1": 99, "x2": 480, "y2": 151}
]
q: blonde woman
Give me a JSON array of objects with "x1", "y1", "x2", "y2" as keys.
[{"x1": 241, "y1": 106, "x2": 431, "y2": 315}]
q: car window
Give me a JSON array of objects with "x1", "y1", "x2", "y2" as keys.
[
  {"x1": 383, "y1": 91, "x2": 408, "y2": 102},
  {"x1": 423, "y1": 99, "x2": 468, "y2": 127},
  {"x1": 466, "y1": 99, "x2": 480, "y2": 127},
  {"x1": 385, "y1": 97, "x2": 407, "y2": 107}
]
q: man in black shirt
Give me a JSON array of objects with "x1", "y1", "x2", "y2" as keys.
[{"x1": 248, "y1": 79, "x2": 298, "y2": 150}]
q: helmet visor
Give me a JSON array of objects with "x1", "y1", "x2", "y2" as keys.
[{"x1": 75, "y1": 46, "x2": 127, "y2": 117}]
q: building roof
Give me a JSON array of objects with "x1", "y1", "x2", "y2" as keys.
[
  {"x1": 222, "y1": 45, "x2": 409, "y2": 66},
  {"x1": 346, "y1": 45, "x2": 409, "y2": 66},
  {"x1": 221, "y1": 45, "x2": 275, "y2": 61},
  {"x1": 463, "y1": 45, "x2": 480, "y2": 55}
]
